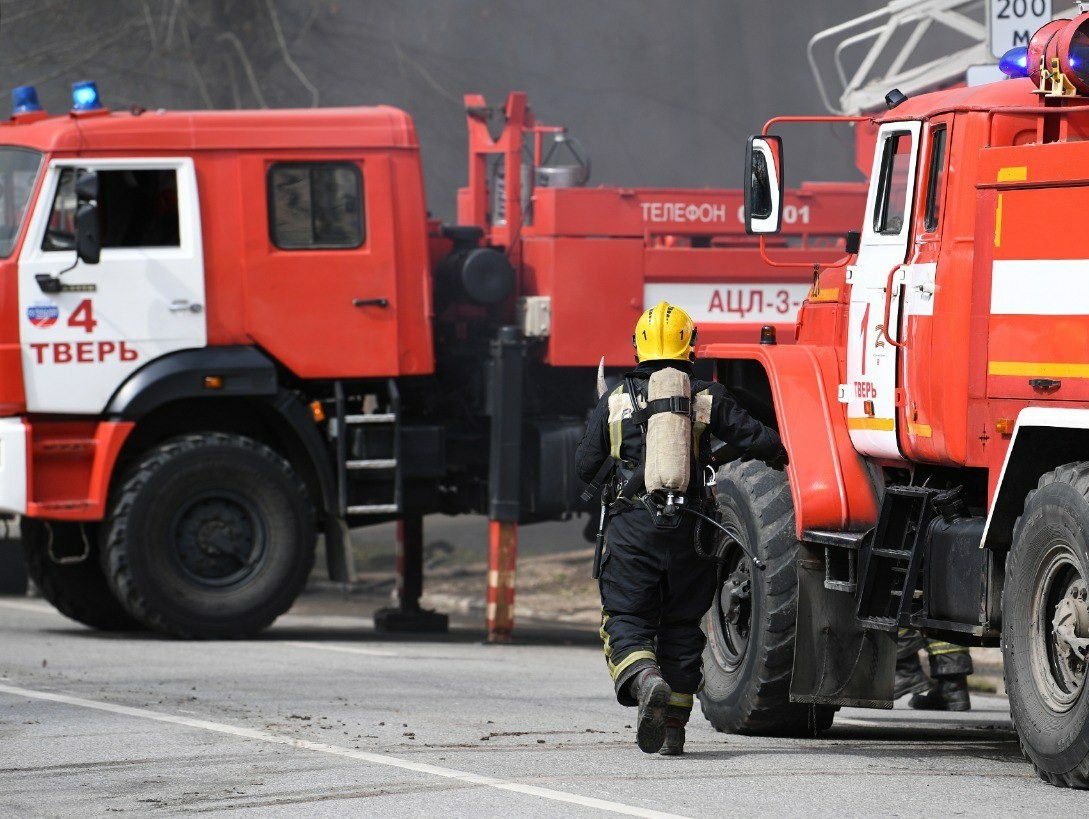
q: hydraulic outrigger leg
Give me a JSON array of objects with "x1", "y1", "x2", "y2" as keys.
[
  {"x1": 374, "y1": 515, "x2": 449, "y2": 633},
  {"x1": 486, "y1": 326, "x2": 525, "y2": 643}
]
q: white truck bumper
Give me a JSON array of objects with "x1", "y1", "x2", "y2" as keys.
[{"x1": 0, "y1": 418, "x2": 28, "y2": 515}]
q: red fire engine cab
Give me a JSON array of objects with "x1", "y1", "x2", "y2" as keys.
[
  {"x1": 0, "y1": 81, "x2": 864, "y2": 642},
  {"x1": 695, "y1": 15, "x2": 1089, "y2": 789}
]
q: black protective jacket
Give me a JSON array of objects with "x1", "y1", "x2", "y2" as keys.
[{"x1": 575, "y1": 359, "x2": 785, "y2": 493}]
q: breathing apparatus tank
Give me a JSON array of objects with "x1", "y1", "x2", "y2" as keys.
[{"x1": 643, "y1": 367, "x2": 692, "y2": 505}]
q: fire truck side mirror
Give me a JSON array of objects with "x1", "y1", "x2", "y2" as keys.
[
  {"x1": 74, "y1": 169, "x2": 100, "y2": 265},
  {"x1": 75, "y1": 168, "x2": 98, "y2": 203},
  {"x1": 744, "y1": 135, "x2": 783, "y2": 235},
  {"x1": 845, "y1": 230, "x2": 861, "y2": 255}
]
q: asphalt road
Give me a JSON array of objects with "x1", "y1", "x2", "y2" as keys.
[{"x1": 0, "y1": 596, "x2": 1079, "y2": 817}]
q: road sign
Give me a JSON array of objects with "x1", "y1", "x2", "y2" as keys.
[
  {"x1": 990, "y1": 0, "x2": 1052, "y2": 59},
  {"x1": 967, "y1": 64, "x2": 1007, "y2": 86}
]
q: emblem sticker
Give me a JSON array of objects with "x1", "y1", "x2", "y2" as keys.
[{"x1": 27, "y1": 303, "x2": 59, "y2": 329}]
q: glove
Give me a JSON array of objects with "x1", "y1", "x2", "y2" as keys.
[{"x1": 766, "y1": 445, "x2": 789, "y2": 471}]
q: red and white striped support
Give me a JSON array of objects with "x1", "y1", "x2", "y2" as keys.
[{"x1": 486, "y1": 519, "x2": 518, "y2": 642}]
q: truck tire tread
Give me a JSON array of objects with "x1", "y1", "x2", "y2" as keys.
[
  {"x1": 21, "y1": 520, "x2": 137, "y2": 631},
  {"x1": 102, "y1": 433, "x2": 314, "y2": 639},
  {"x1": 699, "y1": 459, "x2": 833, "y2": 735},
  {"x1": 1005, "y1": 461, "x2": 1089, "y2": 789}
]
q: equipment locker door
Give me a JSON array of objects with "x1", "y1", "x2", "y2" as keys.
[
  {"x1": 18, "y1": 157, "x2": 206, "y2": 414},
  {"x1": 843, "y1": 121, "x2": 921, "y2": 460}
]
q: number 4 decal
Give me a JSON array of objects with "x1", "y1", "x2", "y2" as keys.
[{"x1": 67, "y1": 299, "x2": 97, "y2": 334}]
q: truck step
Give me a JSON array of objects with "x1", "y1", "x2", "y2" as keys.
[
  {"x1": 345, "y1": 459, "x2": 397, "y2": 470},
  {"x1": 345, "y1": 413, "x2": 397, "y2": 424},
  {"x1": 871, "y1": 547, "x2": 911, "y2": 560},
  {"x1": 856, "y1": 614, "x2": 898, "y2": 631},
  {"x1": 346, "y1": 503, "x2": 400, "y2": 515},
  {"x1": 856, "y1": 485, "x2": 940, "y2": 630}
]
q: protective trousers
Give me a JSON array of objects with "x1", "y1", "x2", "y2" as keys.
[
  {"x1": 897, "y1": 628, "x2": 973, "y2": 677},
  {"x1": 599, "y1": 506, "x2": 716, "y2": 715}
]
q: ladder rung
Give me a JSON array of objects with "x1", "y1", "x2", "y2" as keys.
[
  {"x1": 857, "y1": 615, "x2": 897, "y2": 628},
  {"x1": 347, "y1": 504, "x2": 400, "y2": 515},
  {"x1": 871, "y1": 548, "x2": 912, "y2": 560},
  {"x1": 346, "y1": 459, "x2": 397, "y2": 470},
  {"x1": 345, "y1": 413, "x2": 397, "y2": 424}
]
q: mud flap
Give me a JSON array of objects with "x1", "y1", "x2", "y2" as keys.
[
  {"x1": 790, "y1": 548, "x2": 896, "y2": 709},
  {"x1": 324, "y1": 517, "x2": 356, "y2": 584}
]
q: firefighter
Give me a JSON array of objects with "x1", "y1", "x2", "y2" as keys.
[
  {"x1": 895, "y1": 628, "x2": 972, "y2": 711},
  {"x1": 576, "y1": 302, "x2": 787, "y2": 755}
]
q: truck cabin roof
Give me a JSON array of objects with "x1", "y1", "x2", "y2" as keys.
[
  {"x1": 0, "y1": 105, "x2": 419, "y2": 153},
  {"x1": 874, "y1": 77, "x2": 1089, "y2": 124}
]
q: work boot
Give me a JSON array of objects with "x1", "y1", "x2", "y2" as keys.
[
  {"x1": 894, "y1": 654, "x2": 932, "y2": 699},
  {"x1": 630, "y1": 667, "x2": 671, "y2": 754},
  {"x1": 909, "y1": 675, "x2": 971, "y2": 712},
  {"x1": 659, "y1": 705, "x2": 690, "y2": 756}
]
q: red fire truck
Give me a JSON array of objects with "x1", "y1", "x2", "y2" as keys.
[
  {"x1": 696, "y1": 14, "x2": 1089, "y2": 789},
  {"x1": 0, "y1": 84, "x2": 865, "y2": 640}
]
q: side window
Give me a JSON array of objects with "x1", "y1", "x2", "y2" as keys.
[
  {"x1": 43, "y1": 168, "x2": 77, "y2": 251},
  {"x1": 267, "y1": 163, "x2": 364, "y2": 250},
  {"x1": 923, "y1": 126, "x2": 948, "y2": 233},
  {"x1": 873, "y1": 132, "x2": 913, "y2": 235},
  {"x1": 43, "y1": 168, "x2": 180, "y2": 251}
]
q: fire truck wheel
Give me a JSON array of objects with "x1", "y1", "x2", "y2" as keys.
[
  {"x1": 0, "y1": 522, "x2": 27, "y2": 596},
  {"x1": 699, "y1": 459, "x2": 834, "y2": 736},
  {"x1": 1004, "y1": 462, "x2": 1089, "y2": 789},
  {"x1": 101, "y1": 433, "x2": 315, "y2": 639},
  {"x1": 21, "y1": 520, "x2": 138, "y2": 630}
]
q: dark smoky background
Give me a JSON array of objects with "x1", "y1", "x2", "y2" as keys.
[{"x1": 0, "y1": 0, "x2": 905, "y2": 218}]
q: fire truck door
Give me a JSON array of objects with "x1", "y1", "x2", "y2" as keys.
[
  {"x1": 245, "y1": 157, "x2": 398, "y2": 379},
  {"x1": 18, "y1": 158, "x2": 206, "y2": 414},
  {"x1": 843, "y1": 122, "x2": 921, "y2": 460}
]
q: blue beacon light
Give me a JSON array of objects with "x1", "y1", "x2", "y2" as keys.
[
  {"x1": 999, "y1": 46, "x2": 1030, "y2": 79},
  {"x1": 12, "y1": 85, "x2": 43, "y2": 115},
  {"x1": 71, "y1": 80, "x2": 103, "y2": 111}
]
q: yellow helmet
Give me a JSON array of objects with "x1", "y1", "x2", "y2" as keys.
[{"x1": 633, "y1": 301, "x2": 697, "y2": 362}]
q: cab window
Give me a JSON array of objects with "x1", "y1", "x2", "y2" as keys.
[
  {"x1": 0, "y1": 147, "x2": 42, "y2": 258},
  {"x1": 923, "y1": 126, "x2": 948, "y2": 233},
  {"x1": 43, "y1": 168, "x2": 180, "y2": 251},
  {"x1": 267, "y1": 163, "x2": 364, "y2": 250},
  {"x1": 873, "y1": 132, "x2": 913, "y2": 235}
]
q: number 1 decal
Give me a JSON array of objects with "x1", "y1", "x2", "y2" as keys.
[
  {"x1": 859, "y1": 302, "x2": 870, "y2": 377},
  {"x1": 67, "y1": 299, "x2": 97, "y2": 334}
]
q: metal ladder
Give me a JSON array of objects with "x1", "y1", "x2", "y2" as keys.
[
  {"x1": 332, "y1": 380, "x2": 402, "y2": 517},
  {"x1": 855, "y1": 486, "x2": 938, "y2": 630},
  {"x1": 808, "y1": 1, "x2": 1077, "y2": 115}
]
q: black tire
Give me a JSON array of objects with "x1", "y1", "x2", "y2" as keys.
[
  {"x1": 0, "y1": 523, "x2": 27, "y2": 595},
  {"x1": 699, "y1": 460, "x2": 835, "y2": 735},
  {"x1": 1003, "y1": 463, "x2": 1089, "y2": 788},
  {"x1": 102, "y1": 433, "x2": 315, "y2": 639},
  {"x1": 21, "y1": 519, "x2": 138, "y2": 630}
]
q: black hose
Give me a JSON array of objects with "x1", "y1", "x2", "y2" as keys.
[{"x1": 680, "y1": 505, "x2": 767, "y2": 571}]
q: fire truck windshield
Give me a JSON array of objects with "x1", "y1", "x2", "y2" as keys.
[{"x1": 0, "y1": 147, "x2": 42, "y2": 258}]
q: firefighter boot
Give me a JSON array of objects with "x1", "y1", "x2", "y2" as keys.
[
  {"x1": 659, "y1": 705, "x2": 690, "y2": 756},
  {"x1": 908, "y1": 675, "x2": 971, "y2": 712},
  {"x1": 894, "y1": 652, "x2": 932, "y2": 699},
  {"x1": 630, "y1": 667, "x2": 672, "y2": 753}
]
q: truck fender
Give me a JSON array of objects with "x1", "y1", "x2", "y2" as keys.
[
  {"x1": 982, "y1": 407, "x2": 1089, "y2": 552},
  {"x1": 104, "y1": 346, "x2": 279, "y2": 418},
  {"x1": 703, "y1": 343, "x2": 879, "y2": 537},
  {"x1": 104, "y1": 345, "x2": 338, "y2": 520}
]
